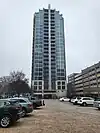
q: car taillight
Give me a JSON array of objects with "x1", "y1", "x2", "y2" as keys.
[
  {"x1": 28, "y1": 104, "x2": 33, "y2": 108},
  {"x1": 19, "y1": 105, "x2": 22, "y2": 110},
  {"x1": 13, "y1": 106, "x2": 21, "y2": 110}
]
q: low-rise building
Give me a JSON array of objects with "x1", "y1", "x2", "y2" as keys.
[
  {"x1": 67, "y1": 73, "x2": 79, "y2": 97},
  {"x1": 74, "y1": 73, "x2": 83, "y2": 96},
  {"x1": 82, "y1": 62, "x2": 100, "y2": 96},
  {"x1": 68, "y1": 61, "x2": 100, "y2": 97}
]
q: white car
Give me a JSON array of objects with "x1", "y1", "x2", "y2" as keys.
[
  {"x1": 71, "y1": 97, "x2": 81, "y2": 105},
  {"x1": 93, "y1": 98, "x2": 100, "y2": 110},
  {"x1": 78, "y1": 97, "x2": 94, "y2": 106},
  {"x1": 59, "y1": 97, "x2": 69, "y2": 102}
]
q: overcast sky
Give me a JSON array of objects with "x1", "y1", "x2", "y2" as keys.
[{"x1": 0, "y1": 0, "x2": 100, "y2": 81}]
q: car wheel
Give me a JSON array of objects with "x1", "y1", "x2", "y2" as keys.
[
  {"x1": 98, "y1": 108, "x2": 100, "y2": 110},
  {"x1": 0, "y1": 115, "x2": 11, "y2": 128},
  {"x1": 22, "y1": 108, "x2": 26, "y2": 117},
  {"x1": 33, "y1": 104, "x2": 37, "y2": 109},
  {"x1": 82, "y1": 102, "x2": 87, "y2": 106},
  {"x1": 73, "y1": 101, "x2": 77, "y2": 105},
  {"x1": 75, "y1": 101, "x2": 77, "y2": 104},
  {"x1": 43, "y1": 100, "x2": 45, "y2": 106}
]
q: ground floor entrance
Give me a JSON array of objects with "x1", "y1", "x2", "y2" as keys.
[{"x1": 33, "y1": 93, "x2": 57, "y2": 99}]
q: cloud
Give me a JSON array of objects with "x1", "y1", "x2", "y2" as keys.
[{"x1": 0, "y1": 0, "x2": 100, "y2": 81}]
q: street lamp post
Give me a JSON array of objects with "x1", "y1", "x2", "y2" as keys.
[{"x1": 42, "y1": 88, "x2": 44, "y2": 99}]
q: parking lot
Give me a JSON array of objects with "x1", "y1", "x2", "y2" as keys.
[{"x1": 1, "y1": 100, "x2": 100, "y2": 133}]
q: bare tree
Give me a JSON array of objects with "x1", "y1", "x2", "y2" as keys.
[
  {"x1": 10, "y1": 71, "x2": 28, "y2": 83},
  {"x1": 0, "y1": 76, "x2": 11, "y2": 94},
  {"x1": 0, "y1": 71, "x2": 30, "y2": 95}
]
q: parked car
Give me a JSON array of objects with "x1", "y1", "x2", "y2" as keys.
[
  {"x1": 93, "y1": 97, "x2": 100, "y2": 110},
  {"x1": 10, "y1": 97, "x2": 33, "y2": 117},
  {"x1": 78, "y1": 97, "x2": 94, "y2": 106},
  {"x1": 30, "y1": 97, "x2": 45, "y2": 109},
  {"x1": 0, "y1": 99, "x2": 22, "y2": 128},
  {"x1": 71, "y1": 97, "x2": 81, "y2": 105},
  {"x1": 59, "y1": 97, "x2": 69, "y2": 102}
]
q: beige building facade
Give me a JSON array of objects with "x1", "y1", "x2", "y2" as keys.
[{"x1": 68, "y1": 62, "x2": 100, "y2": 97}]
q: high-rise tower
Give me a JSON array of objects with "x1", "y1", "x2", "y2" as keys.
[{"x1": 31, "y1": 5, "x2": 66, "y2": 98}]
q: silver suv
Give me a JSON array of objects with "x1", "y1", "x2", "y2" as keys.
[{"x1": 10, "y1": 97, "x2": 33, "y2": 117}]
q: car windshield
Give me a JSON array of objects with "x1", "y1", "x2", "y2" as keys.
[
  {"x1": 31, "y1": 97, "x2": 36, "y2": 100},
  {"x1": 95, "y1": 98, "x2": 100, "y2": 101},
  {"x1": 77, "y1": 97, "x2": 81, "y2": 100},
  {"x1": 72, "y1": 97, "x2": 76, "y2": 99},
  {"x1": 9, "y1": 100, "x2": 19, "y2": 105},
  {"x1": 24, "y1": 98, "x2": 30, "y2": 103}
]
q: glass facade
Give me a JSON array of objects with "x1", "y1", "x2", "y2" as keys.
[
  {"x1": 55, "y1": 12, "x2": 66, "y2": 81},
  {"x1": 31, "y1": 6, "x2": 66, "y2": 96}
]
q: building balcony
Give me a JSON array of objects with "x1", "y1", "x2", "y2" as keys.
[
  {"x1": 83, "y1": 82, "x2": 90, "y2": 86},
  {"x1": 89, "y1": 70, "x2": 96, "y2": 75},
  {"x1": 97, "y1": 73, "x2": 100, "y2": 78},
  {"x1": 75, "y1": 80, "x2": 83, "y2": 85},
  {"x1": 90, "y1": 80, "x2": 97, "y2": 84},
  {"x1": 90, "y1": 85, "x2": 97, "y2": 88},
  {"x1": 89, "y1": 75, "x2": 96, "y2": 80},
  {"x1": 76, "y1": 92, "x2": 84, "y2": 95},
  {"x1": 75, "y1": 88, "x2": 83, "y2": 92},
  {"x1": 96, "y1": 68, "x2": 100, "y2": 73},
  {"x1": 98, "y1": 84, "x2": 100, "y2": 87},
  {"x1": 98, "y1": 79, "x2": 100, "y2": 83}
]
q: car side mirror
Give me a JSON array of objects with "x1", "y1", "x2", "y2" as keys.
[
  {"x1": 4, "y1": 102, "x2": 6, "y2": 105},
  {"x1": 4, "y1": 102, "x2": 10, "y2": 106}
]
